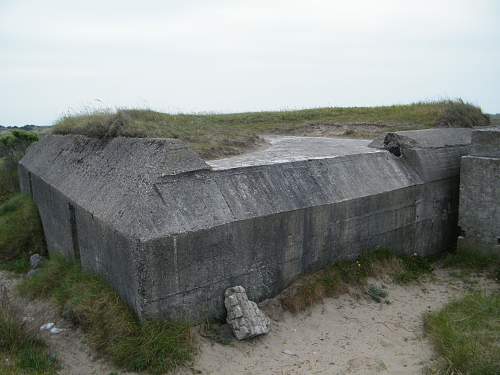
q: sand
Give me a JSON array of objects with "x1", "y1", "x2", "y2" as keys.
[
  {"x1": 176, "y1": 269, "x2": 498, "y2": 375},
  {"x1": 1, "y1": 268, "x2": 497, "y2": 375}
]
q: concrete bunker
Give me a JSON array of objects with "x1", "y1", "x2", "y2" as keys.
[
  {"x1": 458, "y1": 127, "x2": 500, "y2": 254},
  {"x1": 19, "y1": 128, "x2": 473, "y2": 320}
]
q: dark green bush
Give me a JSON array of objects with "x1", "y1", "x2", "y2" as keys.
[
  {"x1": 0, "y1": 158, "x2": 19, "y2": 205},
  {"x1": 0, "y1": 194, "x2": 46, "y2": 263},
  {"x1": 0, "y1": 130, "x2": 38, "y2": 160},
  {"x1": 0, "y1": 130, "x2": 39, "y2": 204}
]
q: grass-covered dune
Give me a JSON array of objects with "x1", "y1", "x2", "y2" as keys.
[{"x1": 52, "y1": 100, "x2": 490, "y2": 159}]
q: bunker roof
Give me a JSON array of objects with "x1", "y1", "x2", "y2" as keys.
[{"x1": 20, "y1": 128, "x2": 473, "y2": 241}]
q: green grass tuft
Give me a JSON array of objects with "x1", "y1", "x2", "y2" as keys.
[
  {"x1": 394, "y1": 254, "x2": 434, "y2": 284},
  {"x1": 18, "y1": 256, "x2": 194, "y2": 374},
  {"x1": 0, "y1": 194, "x2": 46, "y2": 264},
  {"x1": 366, "y1": 285, "x2": 389, "y2": 303},
  {"x1": 0, "y1": 258, "x2": 31, "y2": 274},
  {"x1": 425, "y1": 293, "x2": 500, "y2": 375},
  {"x1": 52, "y1": 100, "x2": 489, "y2": 159}
]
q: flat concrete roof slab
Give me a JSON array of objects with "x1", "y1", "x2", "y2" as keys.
[{"x1": 208, "y1": 135, "x2": 381, "y2": 170}]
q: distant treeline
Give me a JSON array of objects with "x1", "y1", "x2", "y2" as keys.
[{"x1": 0, "y1": 125, "x2": 50, "y2": 134}]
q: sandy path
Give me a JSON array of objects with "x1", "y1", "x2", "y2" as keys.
[{"x1": 1, "y1": 269, "x2": 497, "y2": 375}]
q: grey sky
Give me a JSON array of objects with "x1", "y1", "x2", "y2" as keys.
[{"x1": 1, "y1": 0, "x2": 499, "y2": 125}]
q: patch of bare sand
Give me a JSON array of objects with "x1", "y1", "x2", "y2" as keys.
[{"x1": 176, "y1": 269, "x2": 498, "y2": 375}]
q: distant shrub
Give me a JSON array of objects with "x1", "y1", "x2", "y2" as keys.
[
  {"x1": 436, "y1": 99, "x2": 490, "y2": 128},
  {"x1": 0, "y1": 130, "x2": 39, "y2": 204},
  {"x1": 0, "y1": 194, "x2": 46, "y2": 263},
  {"x1": 0, "y1": 130, "x2": 39, "y2": 160},
  {"x1": 0, "y1": 158, "x2": 19, "y2": 205}
]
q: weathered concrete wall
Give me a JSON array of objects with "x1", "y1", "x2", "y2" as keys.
[
  {"x1": 19, "y1": 136, "x2": 210, "y2": 312},
  {"x1": 19, "y1": 129, "x2": 473, "y2": 320},
  {"x1": 458, "y1": 128, "x2": 500, "y2": 254},
  {"x1": 142, "y1": 153, "x2": 421, "y2": 319},
  {"x1": 370, "y1": 129, "x2": 471, "y2": 256}
]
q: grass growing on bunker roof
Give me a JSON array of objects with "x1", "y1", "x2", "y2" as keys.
[
  {"x1": 52, "y1": 99, "x2": 490, "y2": 159},
  {"x1": 425, "y1": 292, "x2": 500, "y2": 375},
  {"x1": 18, "y1": 255, "x2": 194, "y2": 374}
]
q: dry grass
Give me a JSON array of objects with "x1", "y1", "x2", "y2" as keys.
[
  {"x1": 279, "y1": 249, "x2": 433, "y2": 313},
  {"x1": 52, "y1": 100, "x2": 490, "y2": 159}
]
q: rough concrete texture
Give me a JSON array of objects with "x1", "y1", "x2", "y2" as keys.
[
  {"x1": 458, "y1": 127, "x2": 500, "y2": 254},
  {"x1": 225, "y1": 286, "x2": 270, "y2": 340},
  {"x1": 19, "y1": 128, "x2": 472, "y2": 320},
  {"x1": 470, "y1": 127, "x2": 500, "y2": 158}
]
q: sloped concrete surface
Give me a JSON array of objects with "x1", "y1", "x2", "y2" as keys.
[
  {"x1": 19, "y1": 129, "x2": 473, "y2": 320},
  {"x1": 208, "y1": 135, "x2": 379, "y2": 170}
]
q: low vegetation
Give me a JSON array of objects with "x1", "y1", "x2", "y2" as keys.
[
  {"x1": 443, "y1": 247, "x2": 500, "y2": 281},
  {"x1": 0, "y1": 130, "x2": 38, "y2": 204},
  {"x1": 52, "y1": 100, "x2": 490, "y2": 159},
  {"x1": 0, "y1": 194, "x2": 46, "y2": 273},
  {"x1": 487, "y1": 113, "x2": 500, "y2": 126},
  {"x1": 0, "y1": 287, "x2": 58, "y2": 374},
  {"x1": 436, "y1": 100, "x2": 490, "y2": 128},
  {"x1": 0, "y1": 159, "x2": 19, "y2": 205},
  {"x1": 280, "y1": 249, "x2": 433, "y2": 312},
  {"x1": 18, "y1": 256, "x2": 194, "y2": 374},
  {"x1": 0, "y1": 130, "x2": 44, "y2": 273},
  {"x1": 425, "y1": 293, "x2": 500, "y2": 375}
]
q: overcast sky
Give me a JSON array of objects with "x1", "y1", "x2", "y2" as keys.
[{"x1": 1, "y1": 0, "x2": 499, "y2": 125}]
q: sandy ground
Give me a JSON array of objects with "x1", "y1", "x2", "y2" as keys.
[
  {"x1": 176, "y1": 270, "x2": 498, "y2": 375},
  {"x1": 1, "y1": 269, "x2": 498, "y2": 375}
]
